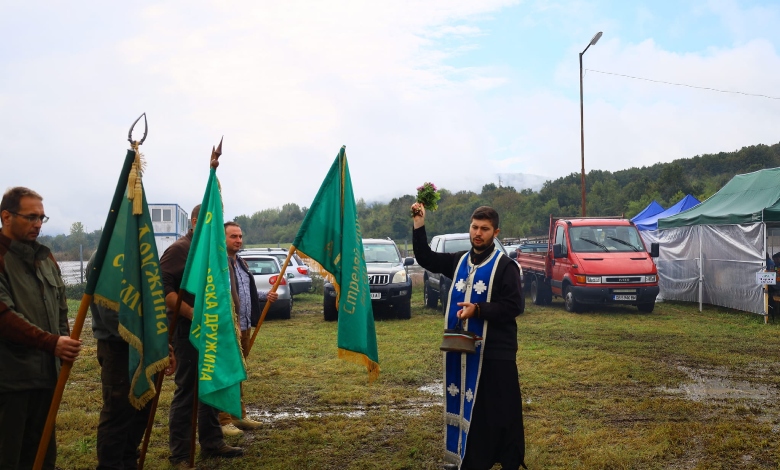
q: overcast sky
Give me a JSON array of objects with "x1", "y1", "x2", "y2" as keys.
[{"x1": 2, "y1": 0, "x2": 779, "y2": 235}]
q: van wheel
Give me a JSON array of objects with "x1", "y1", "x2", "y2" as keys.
[
  {"x1": 564, "y1": 286, "x2": 582, "y2": 313},
  {"x1": 424, "y1": 281, "x2": 438, "y2": 309},
  {"x1": 531, "y1": 278, "x2": 541, "y2": 305},
  {"x1": 637, "y1": 302, "x2": 655, "y2": 313}
]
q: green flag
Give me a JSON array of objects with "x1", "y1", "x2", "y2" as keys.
[
  {"x1": 93, "y1": 150, "x2": 170, "y2": 409},
  {"x1": 292, "y1": 146, "x2": 379, "y2": 381},
  {"x1": 181, "y1": 167, "x2": 245, "y2": 417}
]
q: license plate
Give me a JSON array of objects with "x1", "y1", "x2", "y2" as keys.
[
  {"x1": 613, "y1": 295, "x2": 637, "y2": 301},
  {"x1": 370, "y1": 292, "x2": 381, "y2": 299}
]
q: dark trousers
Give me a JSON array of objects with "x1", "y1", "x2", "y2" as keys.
[
  {"x1": 96, "y1": 339, "x2": 152, "y2": 470},
  {"x1": 462, "y1": 359, "x2": 526, "y2": 470},
  {"x1": 168, "y1": 318, "x2": 225, "y2": 463},
  {"x1": 0, "y1": 388, "x2": 56, "y2": 470}
]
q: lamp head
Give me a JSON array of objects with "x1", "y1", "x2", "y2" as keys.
[{"x1": 590, "y1": 31, "x2": 603, "y2": 46}]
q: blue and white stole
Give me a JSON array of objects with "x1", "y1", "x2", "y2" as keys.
[{"x1": 443, "y1": 248, "x2": 502, "y2": 466}]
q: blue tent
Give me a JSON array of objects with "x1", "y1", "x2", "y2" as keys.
[
  {"x1": 635, "y1": 194, "x2": 701, "y2": 231},
  {"x1": 631, "y1": 200, "x2": 664, "y2": 223}
]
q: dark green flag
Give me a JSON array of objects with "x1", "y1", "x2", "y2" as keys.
[
  {"x1": 181, "y1": 168, "x2": 245, "y2": 417},
  {"x1": 292, "y1": 146, "x2": 379, "y2": 381},
  {"x1": 93, "y1": 152, "x2": 169, "y2": 409}
]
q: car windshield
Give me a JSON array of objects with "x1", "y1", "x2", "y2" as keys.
[
  {"x1": 364, "y1": 244, "x2": 400, "y2": 263},
  {"x1": 245, "y1": 259, "x2": 280, "y2": 275},
  {"x1": 569, "y1": 225, "x2": 645, "y2": 253},
  {"x1": 443, "y1": 238, "x2": 472, "y2": 253}
]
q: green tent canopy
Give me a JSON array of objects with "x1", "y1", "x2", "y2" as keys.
[{"x1": 659, "y1": 167, "x2": 780, "y2": 228}]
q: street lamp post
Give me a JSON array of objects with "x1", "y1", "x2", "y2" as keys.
[{"x1": 579, "y1": 31, "x2": 602, "y2": 217}]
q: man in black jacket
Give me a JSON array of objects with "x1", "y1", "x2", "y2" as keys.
[
  {"x1": 161, "y1": 205, "x2": 243, "y2": 467},
  {"x1": 219, "y1": 221, "x2": 277, "y2": 436},
  {"x1": 412, "y1": 204, "x2": 526, "y2": 470}
]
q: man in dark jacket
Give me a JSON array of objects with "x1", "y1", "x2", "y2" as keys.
[
  {"x1": 161, "y1": 205, "x2": 242, "y2": 467},
  {"x1": 88, "y1": 253, "x2": 176, "y2": 469},
  {"x1": 412, "y1": 204, "x2": 526, "y2": 470},
  {"x1": 218, "y1": 221, "x2": 277, "y2": 436},
  {"x1": 0, "y1": 187, "x2": 82, "y2": 469}
]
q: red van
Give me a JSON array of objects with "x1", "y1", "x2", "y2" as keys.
[{"x1": 515, "y1": 216, "x2": 659, "y2": 313}]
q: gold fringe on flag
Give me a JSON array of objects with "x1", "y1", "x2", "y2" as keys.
[
  {"x1": 128, "y1": 142, "x2": 146, "y2": 215},
  {"x1": 338, "y1": 348, "x2": 380, "y2": 383},
  {"x1": 117, "y1": 322, "x2": 170, "y2": 410}
]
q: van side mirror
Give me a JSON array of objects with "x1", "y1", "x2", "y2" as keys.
[
  {"x1": 650, "y1": 243, "x2": 659, "y2": 258},
  {"x1": 404, "y1": 257, "x2": 414, "y2": 266},
  {"x1": 509, "y1": 251, "x2": 517, "y2": 259},
  {"x1": 553, "y1": 244, "x2": 563, "y2": 258}
]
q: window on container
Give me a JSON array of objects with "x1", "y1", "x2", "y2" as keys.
[
  {"x1": 163, "y1": 209, "x2": 172, "y2": 222},
  {"x1": 152, "y1": 209, "x2": 161, "y2": 222}
]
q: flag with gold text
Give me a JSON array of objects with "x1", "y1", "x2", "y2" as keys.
[
  {"x1": 292, "y1": 146, "x2": 379, "y2": 381},
  {"x1": 92, "y1": 150, "x2": 170, "y2": 409},
  {"x1": 181, "y1": 167, "x2": 245, "y2": 416}
]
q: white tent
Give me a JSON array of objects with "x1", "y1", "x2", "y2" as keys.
[{"x1": 640, "y1": 168, "x2": 780, "y2": 316}]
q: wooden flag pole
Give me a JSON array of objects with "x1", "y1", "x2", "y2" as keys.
[
  {"x1": 32, "y1": 294, "x2": 91, "y2": 469},
  {"x1": 138, "y1": 290, "x2": 185, "y2": 469},
  {"x1": 246, "y1": 245, "x2": 297, "y2": 355},
  {"x1": 33, "y1": 141, "x2": 140, "y2": 470}
]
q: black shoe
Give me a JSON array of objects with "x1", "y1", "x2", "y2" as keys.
[{"x1": 200, "y1": 444, "x2": 243, "y2": 459}]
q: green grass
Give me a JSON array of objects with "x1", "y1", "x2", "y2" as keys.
[{"x1": 60, "y1": 292, "x2": 780, "y2": 469}]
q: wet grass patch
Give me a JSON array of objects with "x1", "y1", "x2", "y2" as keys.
[{"x1": 57, "y1": 292, "x2": 780, "y2": 468}]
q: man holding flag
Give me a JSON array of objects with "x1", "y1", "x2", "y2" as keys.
[
  {"x1": 88, "y1": 144, "x2": 175, "y2": 469},
  {"x1": 161, "y1": 204, "x2": 243, "y2": 466},
  {"x1": 218, "y1": 220, "x2": 277, "y2": 436},
  {"x1": 0, "y1": 187, "x2": 81, "y2": 469}
]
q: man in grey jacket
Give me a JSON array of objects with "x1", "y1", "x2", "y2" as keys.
[{"x1": 0, "y1": 186, "x2": 82, "y2": 469}]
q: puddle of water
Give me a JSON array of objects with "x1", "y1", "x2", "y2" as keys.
[
  {"x1": 245, "y1": 385, "x2": 442, "y2": 423},
  {"x1": 657, "y1": 366, "x2": 776, "y2": 402},
  {"x1": 417, "y1": 381, "x2": 443, "y2": 397}
]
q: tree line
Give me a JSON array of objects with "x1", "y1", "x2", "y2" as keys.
[{"x1": 45, "y1": 141, "x2": 780, "y2": 259}]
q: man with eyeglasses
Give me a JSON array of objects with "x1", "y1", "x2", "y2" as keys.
[{"x1": 0, "y1": 186, "x2": 82, "y2": 469}]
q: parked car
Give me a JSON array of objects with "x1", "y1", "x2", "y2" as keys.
[
  {"x1": 240, "y1": 248, "x2": 313, "y2": 296},
  {"x1": 240, "y1": 254, "x2": 293, "y2": 320},
  {"x1": 323, "y1": 238, "x2": 415, "y2": 321},
  {"x1": 422, "y1": 233, "x2": 522, "y2": 313}
]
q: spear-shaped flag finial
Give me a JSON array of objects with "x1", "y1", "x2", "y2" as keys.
[{"x1": 210, "y1": 136, "x2": 223, "y2": 169}]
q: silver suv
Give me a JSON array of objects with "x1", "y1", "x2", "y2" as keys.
[{"x1": 239, "y1": 248, "x2": 313, "y2": 296}]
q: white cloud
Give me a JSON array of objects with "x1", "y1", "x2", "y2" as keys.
[{"x1": 2, "y1": 0, "x2": 779, "y2": 237}]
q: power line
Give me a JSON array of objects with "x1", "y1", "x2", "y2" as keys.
[{"x1": 585, "y1": 68, "x2": 780, "y2": 100}]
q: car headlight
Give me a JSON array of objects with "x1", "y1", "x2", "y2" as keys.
[
  {"x1": 645, "y1": 275, "x2": 657, "y2": 283},
  {"x1": 576, "y1": 275, "x2": 601, "y2": 284},
  {"x1": 392, "y1": 270, "x2": 408, "y2": 283}
]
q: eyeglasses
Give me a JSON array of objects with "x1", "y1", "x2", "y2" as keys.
[{"x1": 9, "y1": 212, "x2": 49, "y2": 224}]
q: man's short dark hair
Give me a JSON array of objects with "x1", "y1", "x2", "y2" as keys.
[
  {"x1": 774, "y1": 252, "x2": 780, "y2": 261},
  {"x1": 471, "y1": 206, "x2": 499, "y2": 229},
  {"x1": 191, "y1": 204, "x2": 201, "y2": 221},
  {"x1": 1, "y1": 187, "x2": 43, "y2": 226},
  {"x1": 224, "y1": 221, "x2": 241, "y2": 230}
]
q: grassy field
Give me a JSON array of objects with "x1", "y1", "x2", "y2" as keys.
[{"x1": 57, "y1": 288, "x2": 780, "y2": 469}]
